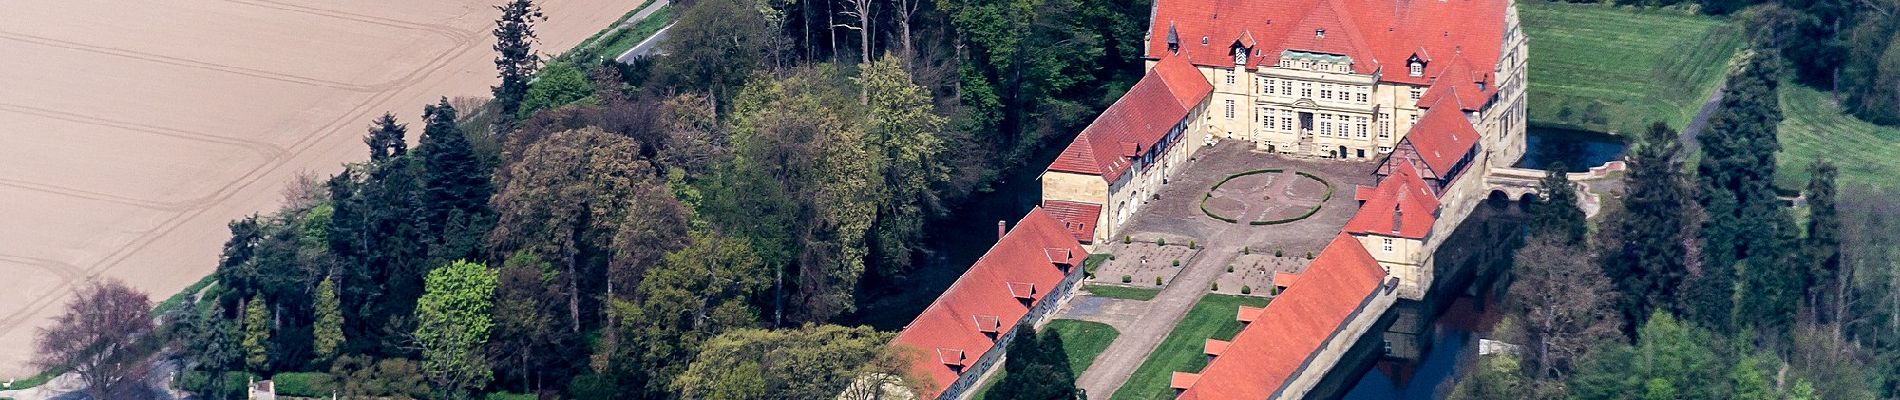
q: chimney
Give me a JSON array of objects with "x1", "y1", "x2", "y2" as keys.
[
  {"x1": 1392, "y1": 204, "x2": 1404, "y2": 234},
  {"x1": 998, "y1": 220, "x2": 1008, "y2": 241}
]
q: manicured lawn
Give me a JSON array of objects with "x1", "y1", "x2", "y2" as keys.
[
  {"x1": 1518, "y1": 1, "x2": 1743, "y2": 134},
  {"x1": 1110, "y1": 294, "x2": 1270, "y2": 400},
  {"x1": 1085, "y1": 284, "x2": 1162, "y2": 301},
  {"x1": 972, "y1": 319, "x2": 1122, "y2": 400},
  {"x1": 1774, "y1": 83, "x2": 1900, "y2": 190}
]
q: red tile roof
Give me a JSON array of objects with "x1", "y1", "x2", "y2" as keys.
[
  {"x1": 1172, "y1": 372, "x2": 1203, "y2": 390},
  {"x1": 1177, "y1": 235, "x2": 1390, "y2": 399},
  {"x1": 1041, "y1": 200, "x2": 1104, "y2": 244},
  {"x1": 1415, "y1": 55, "x2": 1493, "y2": 111},
  {"x1": 1047, "y1": 56, "x2": 1213, "y2": 181},
  {"x1": 1399, "y1": 100, "x2": 1482, "y2": 178},
  {"x1": 888, "y1": 207, "x2": 1089, "y2": 397},
  {"x1": 1273, "y1": 271, "x2": 1302, "y2": 288},
  {"x1": 1204, "y1": 339, "x2": 1232, "y2": 356},
  {"x1": 1345, "y1": 160, "x2": 1441, "y2": 239},
  {"x1": 1149, "y1": 0, "x2": 1509, "y2": 88}
]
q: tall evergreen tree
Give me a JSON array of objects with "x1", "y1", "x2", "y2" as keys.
[
  {"x1": 312, "y1": 277, "x2": 345, "y2": 365},
  {"x1": 1804, "y1": 159, "x2": 1842, "y2": 325},
  {"x1": 242, "y1": 295, "x2": 272, "y2": 373},
  {"x1": 366, "y1": 113, "x2": 407, "y2": 162},
  {"x1": 1528, "y1": 162, "x2": 1587, "y2": 243},
  {"x1": 417, "y1": 98, "x2": 495, "y2": 263},
  {"x1": 1687, "y1": 188, "x2": 1740, "y2": 332},
  {"x1": 1607, "y1": 123, "x2": 1691, "y2": 331},
  {"x1": 1693, "y1": 46, "x2": 1787, "y2": 334},
  {"x1": 492, "y1": 0, "x2": 544, "y2": 129}
]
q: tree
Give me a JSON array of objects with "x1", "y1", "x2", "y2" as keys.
[
  {"x1": 1528, "y1": 163, "x2": 1586, "y2": 243},
  {"x1": 488, "y1": 252, "x2": 574, "y2": 393},
  {"x1": 489, "y1": 127, "x2": 656, "y2": 331},
  {"x1": 1567, "y1": 312, "x2": 1724, "y2": 400},
  {"x1": 990, "y1": 322, "x2": 1080, "y2": 400},
  {"x1": 672, "y1": 324, "x2": 913, "y2": 398},
  {"x1": 1506, "y1": 238, "x2": 1621, "y2": 380},
  {"x1": 418, "y1": 97, "x2": 495, "y2": 263},
  {"x1": 33, "y1": 279, "x2": 155, "y2": 399},
  {"x1": 1805, "y1": 159, "x2": 1843, "y2": 326},
  {"x1": 329, "y1": 355, "x2": 431, "y2": 399},
  {"x1": 655, "y1": 0, "x2": 770, "y2": 104},
  {"x1": 312, "y1": 277, "x2": 345, "y2": 365},
  {"x1": 1606, "y1": 122, "x2": 1691, "y2": 330},
  {"x1": 415, "y1": 260, "x2": 498, "y2": 398},
  {"x1": 1447, "y1": 354, "x2": 1535, "y2": 400},
  {"x1": 858, "y1": 54, "x2": 949, "y2": 275},
  {"x1": 517, "y1": 61, "x2": 596, "y2": 119},
  {"x1": 366, "y1": 113, "x2": 408, "y2": 162},
  {"x1": 623, "y1": 230, "x2": 771, "y2": 397},
  {"x1": 242, "y1": 295, "x2": 272, "y2": 372},
  {"x1": 492, "y1": 0, "x2": 544, "y2": 128}
]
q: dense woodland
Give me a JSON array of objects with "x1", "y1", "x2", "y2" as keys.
[
  {"x1": 24, "y1": 0, "x2": 1899, "y2": 398},
  {"x1": 1452, "y1": 42, "x2": 1900, "y2": 399}
]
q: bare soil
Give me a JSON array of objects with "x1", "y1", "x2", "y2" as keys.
[{"x1": 0, "y1": 0, "x2": 635, "y2": 377}]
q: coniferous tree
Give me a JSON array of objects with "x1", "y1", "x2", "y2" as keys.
[
  {"x1": 1693, "y1": 46, "x2": 1787, "y2": 335},
  {"x1": 1804, "y1": 159, "x2": 1842, "y2": 325},
  {"x1": 366, "y1": 113, "x2": 408, "y2": 162},
  {"x1": 492, "y1": 0, "x2": 544, "y2": 128},
  {"x1": 1528, "y1": 162, "x2": 1587, "y2": 243},
  {"x1": 242, "y1": 295, "x2": 272, "y2": 373},
  {"x1": 1607, "y1": 123, "x2": 1691, "y2": 331},
  {"x1": 312, "y1": 277, "x2": 345, "y2": 365},
  {"x1": 418, "y1": 98, "x2": 495, "y2": 263}
]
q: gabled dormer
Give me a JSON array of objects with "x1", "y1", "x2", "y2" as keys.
[
  {"x1": 1166, "y1": 22, "x2": 1180, "y2": 54},
  {"x1": 1407, "y1": 54, "x2": 1427, "y2": 77}
]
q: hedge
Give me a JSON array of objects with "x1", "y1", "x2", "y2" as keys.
[
  {"x1": 1248, "y1": 172, "x2": 1334, "y2": 225},
  {"x1": 1200, "y1": 169, "x2": 1282, "y2": 223},
  {"x1": 271, "y1": 372, "x2": 334, "y2": 397}
]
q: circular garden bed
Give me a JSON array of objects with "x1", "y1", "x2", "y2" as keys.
[{"x1": 1200, "y1": 169, "x2": 1333, "y2": 225}]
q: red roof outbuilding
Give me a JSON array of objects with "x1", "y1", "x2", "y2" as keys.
[
  {"x1": 1177, "y1": 234, "x2": 1391, "y2": 399},
  {"x1": 1047, "y1": 56, "x2": 1213, "y2": 182},
  {"x1": 1345, "y1": 160, "x2": 1441, "y2": 239},
  {"x1": 888, "y1": 207, "x2": 1089, "y2": 397},
  {"x1": 1041, "y1": 200, "x2": 1104, "y2": 244}
]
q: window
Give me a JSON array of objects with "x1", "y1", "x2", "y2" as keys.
[
  {"x1": 1355, "y1": 116, "x2": 1369, "y2": 138},
  {"x1": 1355, "y1": 88, "x2": 1369, "y2": 103},
  {"x1": 1281, "y1": 80, "x2": 1293, "y2": 96},
  {"x1": 1409, "y1": 88, "x2": 1423, "y2": 100},
  {"x1": 1260, "y1": 108, "x2": 1272, "y2": 131},
  {"x1": 1319, "y1": 114, "x2": 1334, "y2": 136},
  {"x1": 1225, "y1": 70, "x2": 1235, "y2": 84},
  {"x1": 1316, "y1": 29, "x2": 1326, "y2": 39},
  {"x1": 1300, "y1": 82, "x2": 1313, "y2": 98},
  {"x1": 1224, "y1": 99, "x2": 1236, "y2": 119},
  {"x1": 1262, "y1": 78, "x2": 1274, "y2": 94},
  {"x1": 1300, "y1": 60, "x2": 1312, "y2": 70},
  {"x1": 1378, "y1": 112, "x2": 1392, "y2": 139},
  {"x1": 1320, "y1": 83, "x2": 1334, "y2": 100},
  {"x1": 1409, "y1": 114, "x2": 1419, "y2": 127},
  {"x1": 1408, "y1": 62, "x2": 1423, "y2": 77},
  {"x1": 1383, "y1": 238, "x2": 1394, "y2": 253},
  {"x1": 1280, "y1": 110, "x2": 1295, "y2": 132}
]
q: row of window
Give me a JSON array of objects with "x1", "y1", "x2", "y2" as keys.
[
  {"x1": 1276, "y1": 58, "x2": 1350, "y2": 73},
  {"x1": 1258, "y1": 77, "x2": 1370, "y2": 103}
]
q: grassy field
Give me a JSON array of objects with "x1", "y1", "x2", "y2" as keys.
[
  {"x1": 972, "y1": 319, "x2": 1121, "y2": 400},
  {"x1": 1085, "y1": 284, "x2": 1163, "y2": 301},
  {"x1": 1775, "y1": 83, "x2": 1900, "y2": 190},
  {"x1": 1518, "y1": 1, "x2": 1744, "y2": 134},
  {"x1": 1111, "y1": 294, "x2": 1270, "y2": 400},
  {"x1": 595, "y1": 6, "x2": 672, "y2": 59}
]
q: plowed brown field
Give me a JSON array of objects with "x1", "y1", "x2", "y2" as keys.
[{"x1": 0, "y1": 0, "x2": 635, "y2": 376}]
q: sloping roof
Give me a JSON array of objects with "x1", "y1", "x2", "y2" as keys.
[
  {"x1": 1345, "y1": 160, "x2": 1440, "y2": 239},
  {"x1": 1178, "y1": 235, "x2": 1390, "y2": 399},
  {"x1": 1400, "y1": 100, "x2": 1482, "y2": 177},
  {"x1": 888, "y1": 207, "x2": 1089, "y2": 397},
  {"x1": 1149, "y1": 0, "x2": 1508, "y2": 88},
  {"x1": 1047, "y1": 56, "x2": 1213, "y2": 181},
  {"x1": 1415, "y1": 55, "x2": 1493, "y2": 110},
  {"x1": 1041, "y1": 200, "x2": 1103, "y2": 244}
]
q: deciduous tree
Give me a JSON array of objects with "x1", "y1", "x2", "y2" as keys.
[
  {"x1": 672, "y1": 324, "x2": 910, "y2": 398},
  {"x1": 1507, "y1": 238, "x2": 1620, "y2": 380},
  {"x1": 34, "y1": 279, "x2": 155, "y2": 400},
  {"x1": 415, "y1": 260, "x2": 498, "y2": 398}
]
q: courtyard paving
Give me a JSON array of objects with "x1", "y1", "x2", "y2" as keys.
[{"x1": 1056, "y1": 141, "x2": 1377, "y2": 397}]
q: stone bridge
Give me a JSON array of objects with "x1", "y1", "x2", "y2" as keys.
[{"x1": 1482, "y1": 161, "x2": 1623, "y2": 217}]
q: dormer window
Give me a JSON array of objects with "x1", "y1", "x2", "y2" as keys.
[
  {"x1": 1234, "y1": 47, "x2": 1248, "y2": 65},
  {"x1": 1316, "y1": 29, "x2": 1326, "y2": 39},
  {"x1": 1201, "y1": 35, "x2": 1209, "y2": 45},
  {"x1": 1409, "y1": 62, "x2": 1424, "y2": 77}
]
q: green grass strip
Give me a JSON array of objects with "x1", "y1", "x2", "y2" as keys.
[
  {"x1": 1111, "y1": 294, "x2": 1270, "y2": 400},
  {"x1": 1085, "y1": 284, "x2": 1163, "y2": 301}
]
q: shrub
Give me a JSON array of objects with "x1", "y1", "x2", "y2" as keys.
[
  {"x1": 1275, "y1": 249, "x2": 1284, "y2": 257},
  {"x1": 1226, "y1": 265, "x2": 1234, "y2": 273},
  {"x1": 271, "y1": 372, "x2": 334, "y2": 397},
  {"x1": 1211, "y1": 282, "x2": 1220, "y2": 291},
  {"x1": 486, "y1": 393, "x2": 539, "y2": 400},
  {"x1": 1242, "y1": 246, "x2": 1251, "y2": 255},
  {"x1": 1122, "y1": 275, "x2": 1133, "y2": 283},
  {"x1": 1157, "y1": 238, "x2": 1167, "y2": 246},
  {"x1": 1172, "y1": 259, "x2": 1181, "y2": 267},
  {"x1": 1306, "y1": 251, "x2": 1314, "y2": 259},
  {"x1": 1189, "y1": 240, "x2": 1197, "y2": 249},
  {"x1": 1155, "y1": 276, "x2": 1164, "y2": 286},
  {"x1": 1125, "y1": 236, "x2": 1132, "y2": 244},
  {"x1": 1241, "y1": 285, "x2": 1253, "y2": 295}
]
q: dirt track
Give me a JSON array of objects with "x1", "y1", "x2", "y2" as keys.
[{"x1": 0, "y1": 0, "x2": 636, "y2": 377}]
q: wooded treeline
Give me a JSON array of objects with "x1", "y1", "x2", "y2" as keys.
[
  {"x1": 1451, "y1": 44, "x2": 1900, "y2": 400},
  {"x1": 141, "y1": 0, "x2": 1153, "y2": 398}
]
